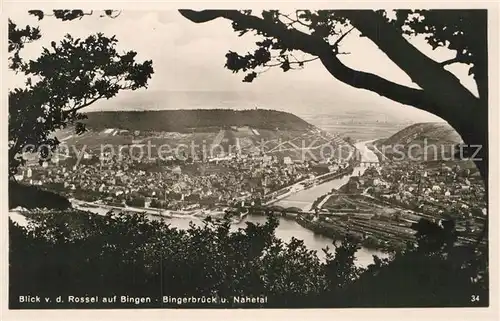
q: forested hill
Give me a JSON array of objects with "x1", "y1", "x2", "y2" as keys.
[
  {"x1": 378, "y1": 122, "x2": 463, "y2": 146},
  {"x1": 82, "y1": 109, "x2": 314, "y2": 132},
  {"x1": 374, "y1": 122, "x2": 466, "y2": 162}
]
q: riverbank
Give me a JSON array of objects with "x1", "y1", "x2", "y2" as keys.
[
  {"x1": 269, "y1": 139, "x2": 412, "y2": 253},
  {"x1": 9, "y1": 207, "x2": 388, "y2": 268},
  {"x1": 295, "y1": 215, "x2": 408, "y2": 252},
  {"x1": 263, "y1": 165, "x2": 355, "y2": 207},
  {"x1": 248, "y1": 206, "x2": 405, "y2": 253},
  {"x1": 70, "y1": 198, "x2": 214, "y2": 220},
  {"x1": 235, "y1": 213, "x2": 390, "y2": 266},
  {"x1": 9, "y1": 139, "x2": 389, "y2": 267}
]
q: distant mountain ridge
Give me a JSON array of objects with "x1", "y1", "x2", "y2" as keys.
[
  {"x1": 55, "y1": 109, "x2": 353, "y2": 161},
  {"x1": 84, "y1": 90, "x2": 442, "y2": 141},
  {"x1": 82, "y1": 109, "x2": 314, "y2": 133}
]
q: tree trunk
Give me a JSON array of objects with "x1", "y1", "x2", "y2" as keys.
[{"x1": 447, "y1": 99, "x2": 489, "y2": 246}]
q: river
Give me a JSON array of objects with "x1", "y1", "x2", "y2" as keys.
[
  {"x1": 267, "y1": 140, "x2": 388, "y2": 266},
  {"x1": 148, "y1": 140, "x2": 387, "y2": 267},
  {"x1": 58, "y1": 205, "x2": 386, "y2": 267},
  {"x1": 147, "y1": 213, "x2": 387, "y2": 268},
  {"x1": 9, "y1": 140, "x2": 388, "y2": 268},
  {"x1": 274, "y1": 140, "x2": 378, "y2": 210}
]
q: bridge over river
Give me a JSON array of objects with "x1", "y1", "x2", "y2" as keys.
[
  {"x1": 233, "y1": 140, "x2": 389, "y2": 266},
  {"x1": 244, "y1": 140, "x2": 389, "y2": 266}
]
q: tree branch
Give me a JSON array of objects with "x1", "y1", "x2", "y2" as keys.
[
  {"x1": 440, "y1": 57, "x2": 462, "y2": 66},
  {"x1": 278, "y1": 12, "x2": 311, "y2": 29},
  {"x1": 68, "y1": 95, "x2": 105, "y2": 113},
  {"x1": 180, "y1": 9, "x2": 487, "y2": 144},
  {"x1": 319, "y1": 54, "x2": 440, "y2": 115},
  {"x1": 332, "y1": 26, "x2": 354, "y2": 50},
  {"x1": 334, "y1": 10, "x2": 488, "y2": 189},
  {"x1": 264, "y1": 56, "x2": 319, "y2": 68},
  {"x1": 288, "y1": 53, "x2": 319, "y2": 65},
  {"x1": 179, "y1": 10, "x2": 327, "y2": 56},
  {"x1": 179, "y1": 10, "x2": 443, "y2": 117},
  {"x1": 336, "y1": 10, "x2": 480, "y2": 111}
]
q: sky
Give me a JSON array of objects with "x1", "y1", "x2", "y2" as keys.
[{"x1": 7, "y1": 9, "x2": 479, "y2": 123}]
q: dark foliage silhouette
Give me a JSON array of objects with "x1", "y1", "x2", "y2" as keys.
[
  {"x1": 339, "y1": 218, "x2": 488, "y2": 307},
  {"x1": 8, "y1": 10, "x2": 154, "y2": 176},
  {"x1": 9, "y1": 212, "x2": 487, "y2": 308},
  {"x1": 9, "y1": 181, "x2": 71, "y2": 210}
]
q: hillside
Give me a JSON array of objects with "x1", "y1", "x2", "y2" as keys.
[
  {"x1": 82, "y1": 109, "x2": 314, "y2": 132},
  {"x1": 378, "y1": 122, "x2": 462, "y2": 146},
  {"x1": 54, "y1": 109, "x2": 354, "y2": 161},
  {"x1": 374, "y1": 122, "x2": 464, "y2": 162}
]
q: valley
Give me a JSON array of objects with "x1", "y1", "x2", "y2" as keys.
[{"x1": 11, "y1": 111, "x2": 487, "y2": 258}]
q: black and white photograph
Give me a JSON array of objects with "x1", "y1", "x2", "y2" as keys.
[{"x1": 4, "y1": 4, "x2": 497, "y2": 313}]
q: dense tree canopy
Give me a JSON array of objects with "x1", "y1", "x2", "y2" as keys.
[
  {"x1": 9, "y1": 210, "x2": 488, "y2": 308},
  {"x1": 8, "y1": 10, "x2": 154, "y2": 176}
]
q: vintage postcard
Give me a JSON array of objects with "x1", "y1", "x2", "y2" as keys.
[{"x1": 2, "y1": 1, "x2": 499, "y2": 320}]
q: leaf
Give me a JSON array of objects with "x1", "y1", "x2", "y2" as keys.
[
  {"x1": 28, "y1": 10, "x2": 44, "y2": 20},
  {"x1": 243, "y1": 72, "x2": 257, "y2": 82},
  {"x1": 280, "y1": 60, "x2": 290, "y2": 72}
]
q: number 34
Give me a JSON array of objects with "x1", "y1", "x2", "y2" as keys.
[{"x1": 471, "y1": 295, "x2": 480, "y2": 302}]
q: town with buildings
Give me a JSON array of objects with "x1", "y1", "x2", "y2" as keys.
[
  {"x1": 11, "y1": 118, "x2": 487, "y2": 253},
  {"x1": 298, "y1": 159, "x2": 487, "y2": 251},
  {"x1": 13, "y1": 139, "x2": 487, "y2": 253},
  {"x1": 13, "y1": 147, "x2": 351, "y2": 214}
]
